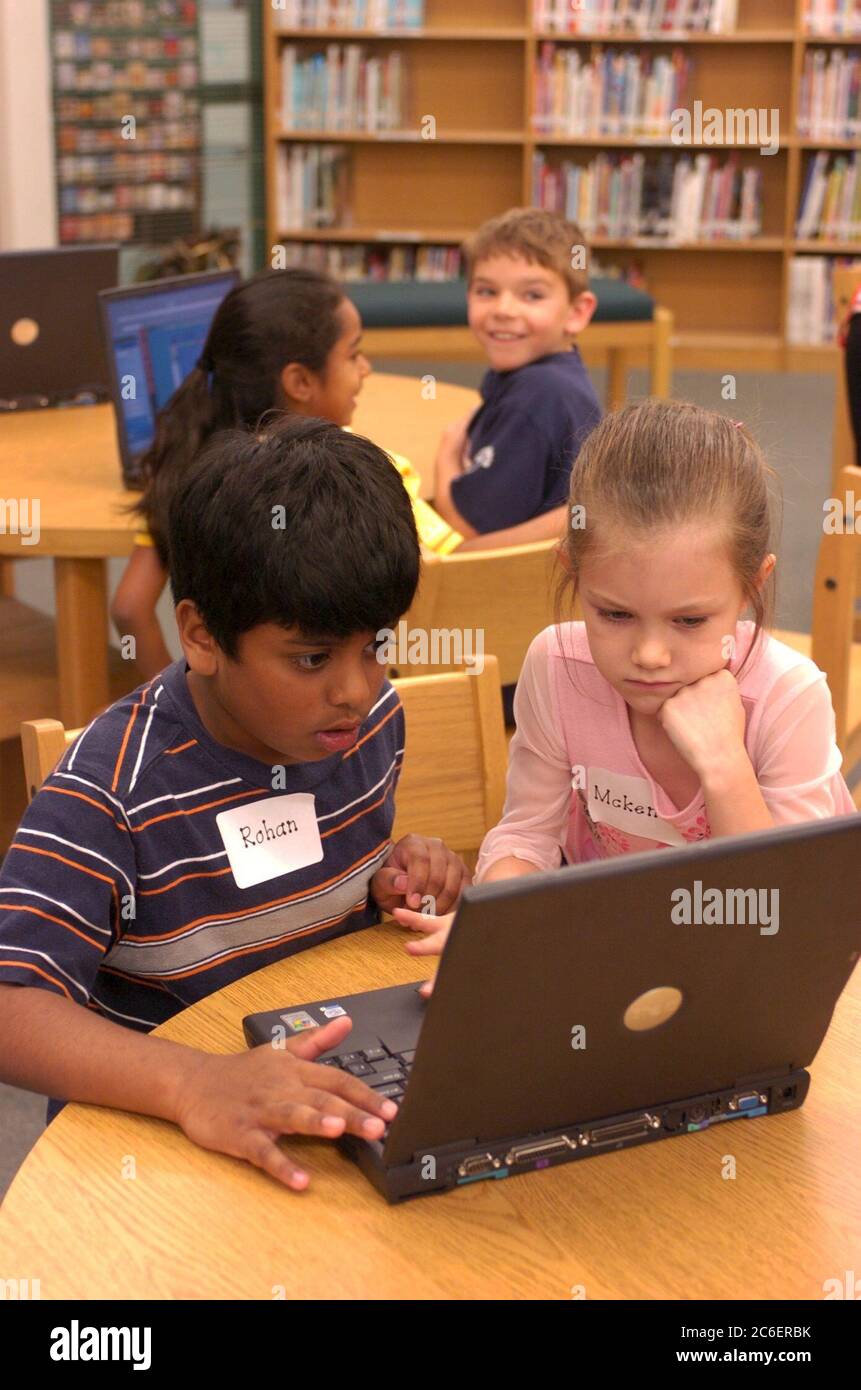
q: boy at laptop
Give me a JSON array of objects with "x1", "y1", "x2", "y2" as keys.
[
  {"x1": 433, "y1": 207, "x2": 602, "y2": 545},
  {"x1": 0, "y1": 418, "x2": 470, "y2": 1191}
]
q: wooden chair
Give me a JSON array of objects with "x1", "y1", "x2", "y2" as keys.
[
  {"x1": 388, "y1": 539, "x2": 562, "y2": 687},
  {"x1": 774, "y1": 463, "x2": 861, "y2": 804},
  {"x1": 390, "y1": 659, "x2": 508, "y2": 862},
  {"x1": 22, "y1": 659, "x2": 509, "y2": 862}
]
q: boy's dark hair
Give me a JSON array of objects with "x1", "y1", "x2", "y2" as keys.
[
  {"x1": 168, "y1": 416, "x2": 420, "y2": 659},
  {"x1": 463, "y1": 206, "x2": 590, "y2": 299},
  {"x1": 134, "y1": 267, "x2": 346, "y2": 560}
]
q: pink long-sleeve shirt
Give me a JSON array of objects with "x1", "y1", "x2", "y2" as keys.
[{"x1": 476, "y1": 621, "x2": 855, "y2": 878}]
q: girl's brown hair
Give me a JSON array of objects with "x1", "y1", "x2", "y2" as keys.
[{"x1": 557, "y1": 398, "x2": 779, "y2": 673}]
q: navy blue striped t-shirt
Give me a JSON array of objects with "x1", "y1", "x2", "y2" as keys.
[{"x1": 0, "y1": 661, "x2": 404, "y2": 1047}]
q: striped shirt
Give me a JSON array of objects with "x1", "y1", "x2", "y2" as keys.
[{"x1": 0, "y1": 660, "x2": 404, "y2": 1040}]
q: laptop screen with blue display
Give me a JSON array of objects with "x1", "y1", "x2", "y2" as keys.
[{"x1": 99, "y1": 269, "x2": 240, "y2": 483}]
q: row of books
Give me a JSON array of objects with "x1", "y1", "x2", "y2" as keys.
[
  {"x1": 273, "y1": 1, "x2": 424, "y2": 29},
  {"x1": 54, "y1": 61, "x2": 198, "y2": 91},
  {"x1": 532, "y1": 149, "x2": 762, "y2": 242},
  {"x1": 57, "y1": 153, "x2": 196, "y2": 183},
  {"x1": 59, "y1": 213, "x2": 136, "y2": 242},
  {"x1": 787, "y1": 255, "x2": 846, "y2": 343},
  {"x1": 798, "y1": 49, "x2": 861, "y2": 140},
  {"x1": 275, "y1": 145, "x2": 351, "y2": 229},
  {"x1": 53, "y1": 32, "x2": 196, "y2": 60},
  {"x1": 278, "y1": 241, "x2": 463, "y2": 281},
  {"x1": 797, "y1": 150, "x2": 861, "y2": 240},
  {"x1": 534, "y1": 44, "x2": 691, "y2": 137},
  {"x1": 56, "y1": 92, "x2": 197, "y2": 121},
  {"x1": 57, "y1": 122, "x2": 198, "y2": 153},
  {"x1": 533, "y1": 0, "x2": 739, "y2": 34},
  {"x1": 803, "y1": 2, "x2": 861, "y2": 35},
  {"x1": 59, "y1": 182, "x2": 195, "y2": 214},
  {"x1": 54, "y1": 1, "x2": 196, "y2": 26},
  {"x1": 280, "y1": 46, "x2": 405, "y2": 131}
]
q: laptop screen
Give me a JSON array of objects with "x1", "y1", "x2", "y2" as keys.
[{"x1": 100, "y1": 269, "x2": 239, "y2": 481}]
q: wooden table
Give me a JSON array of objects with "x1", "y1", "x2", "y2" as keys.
[
  {"x1": 0, "y1": 374, "x2": 479, "y2": 727},
  {"x1": 1, "y1": 920, "x2": 858, "y2": 1301}
]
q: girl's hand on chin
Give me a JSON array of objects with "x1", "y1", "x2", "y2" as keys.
[{"x1": 657, "y1": 668, "x2": 746, "y2": 777}]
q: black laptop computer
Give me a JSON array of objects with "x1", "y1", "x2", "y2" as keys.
[
  {"x1": 244, "y1": 813, "x2": 861, "y2": 1203},
  {"x1": 98, "y1": 268, "x2": 239, "y2": 486},
  {"x1": 0, "y1": 244, "x2": 119, "y2": 408}
]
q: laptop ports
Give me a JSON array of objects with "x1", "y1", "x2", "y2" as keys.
[
  {"x1": 457, "y1": 1153, "x2": 501, "y2": 1179},
  {"x1": 728, "y1": 1091, "x2": 767, "y2": 1112},
  {"x1": 580, "y1": 1114, "x2": 661, "y2": 1148},
  {"x1": 504, "y1": 1136, "x2": 574, "y2": 1167}
]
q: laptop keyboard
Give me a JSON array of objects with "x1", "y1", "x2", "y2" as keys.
[{"x1": 322, "y1": 1046, "x2": 415, "y2": 1105}]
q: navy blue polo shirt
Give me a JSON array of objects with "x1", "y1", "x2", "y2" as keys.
[{"x1": 451, "y1": 348, "x2": 602, "y2": 534}]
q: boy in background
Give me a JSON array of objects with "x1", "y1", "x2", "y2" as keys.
[
  {"x1": 435, "y1": 207, "x2": 602, "y2": 546},
  {"x1": 0, "y1": 418, "x2": 469, "y2": 1192}
]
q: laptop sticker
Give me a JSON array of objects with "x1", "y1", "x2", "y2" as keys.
[
  {"x1": 320, "y1": 1004, "x2": 346, "y2": 1019},
  {"x1": 280, "y1": 1011, "x2": 317, "y2": 1032},
  {"x1": 587, "y1": 768, "x2": 687, "y2": 846},
  {"x1": 216, "y1": 793, "x2": 324, "y2": 889}
]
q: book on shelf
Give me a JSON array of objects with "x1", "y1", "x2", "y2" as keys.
[
  {"x1": 533, "y1": 42, "x2": 692, "y2": 137},
  {"x1": 273, "y1": 0, "x2": 424, "y2": 31},
  {"x1": 787, "y1": 254, "x2": 846, "y2": 344},
  {"x1": 796, "y1": 150, "x2": 861, "y2": 241},
  {"x1": 798, "y1": 48, "x2": 861, "y2": 141},
  {"x1": 589, "y1": 253, "x2": 649, "y2": 288},
  {"x1": 276, "y1": 143, "x2": 352, "y2": 228},
  {"x1": 533, "y1": 0, "x2": 738, "y2": 36},
  {"x1": 278, "y1": 239, "x2": 462, "y2": 280},
  {"x1": 533, "y1": 148, "x2": 761, "y2": 242},
  {"x1": 803, "y1": 2, "x2": 861, "y2": 37},
  {"x1": 280, "y1": 44, "x2": 405, "y2": 131}
]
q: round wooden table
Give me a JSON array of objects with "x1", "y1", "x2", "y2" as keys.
[
  {"x1": 0, "y1": 373, "x2": 479, "y2": 726},
  {"x1": 0, "y1": 921, "x2": 858, "y2": 1300}
]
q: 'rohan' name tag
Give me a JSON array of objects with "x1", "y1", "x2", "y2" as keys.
[{"x1": 216, "y1": 793, "x2": 324, "y2": 889}]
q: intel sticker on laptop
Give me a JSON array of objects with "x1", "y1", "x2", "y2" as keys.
[{"x1": 280, "y1": 1011, "x2": 317, "y2": 1033}]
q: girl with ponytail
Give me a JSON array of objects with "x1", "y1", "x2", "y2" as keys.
[{"x1": 111, "y1": 267, "x2": 371, "y2": 676}]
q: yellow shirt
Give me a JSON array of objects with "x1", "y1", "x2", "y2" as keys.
[{"x1": 386, "y1": 449, "x2": 463, "y2": 556}]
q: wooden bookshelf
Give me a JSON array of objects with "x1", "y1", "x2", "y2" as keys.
[{"x1": 263, "y1": 0, "x2": 861, "y2": 372}]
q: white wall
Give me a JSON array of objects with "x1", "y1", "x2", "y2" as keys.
[{"x1": 0, "y1": 0, "x2": 56, "y2": 250}]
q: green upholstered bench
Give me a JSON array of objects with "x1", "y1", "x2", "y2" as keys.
[{"x1": 346, "y1": 277, "x2": 673, "y2": 408}]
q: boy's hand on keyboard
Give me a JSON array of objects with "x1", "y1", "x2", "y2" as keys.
[
  {"x1": 392, "y1": 906, "x2": 456, "y2": 998},
  {"x1": 172, "y1": 1015, "x2": 397, "y2": 1192},
  {"x1": 370, "y1": 834, "x2": 470, "y2": 915}
]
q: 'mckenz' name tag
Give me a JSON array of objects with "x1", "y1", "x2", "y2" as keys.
[
  {"x1": 587, "y1": 768, "x2": 687, "y2": 846},
  {"x1": 216, "y1": 793, "x2": 324, "y2": 889}
]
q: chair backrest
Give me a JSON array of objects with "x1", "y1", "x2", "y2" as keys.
[
  {"x1": 389, "y1": 540, "x2": 562, "y2": 686},
  {"x1": 811, "y1": 463, "x2": 861, "y2": 770},
  {"x1": 390, "y1": 659, "x2": 507, "y2": 858},
  {"x1": 832, "y1": 263, "x2": 861, "y2": 491},
  {"x1": 21, "y1": 718, "x2": 79, "y2": 802},
  {"x1": 22, "y1": 662, "x2": 509, "y2": 858}
]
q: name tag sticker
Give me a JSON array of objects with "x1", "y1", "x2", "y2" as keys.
[
  {"x1": 216, "y1": 793, "x2": 324, "y2": 889},
  {"x1": 587, "y1": 769, "x2": 687, "y2": 846}
]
